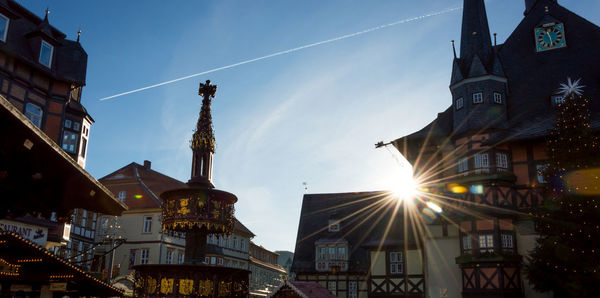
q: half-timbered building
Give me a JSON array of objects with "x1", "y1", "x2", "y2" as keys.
[
  {"x1": 292, "y1": 0, "x2": 600, "y2": 297},
  {"x1": 391, "y1": 0, "x2": 600, "y2": 297}
]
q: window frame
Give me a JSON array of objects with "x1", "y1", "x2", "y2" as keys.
[
  {"x1": 328, "y1": 219, "x2": 340, "y2": 232},
  {"x1": 166, "y1": 249, "x2": 173, "y2": 264},
  {"x1": 462, "y1": 235, "x2": 473, "y2": 254},
  {"x1": 536, "y1": 164, "x2": 547, "y2": 183},
  {"x1": 456, "y1": 97, "x2": 464, "y2": 110},
  {"x1": 472, "y1": 92, "x2": 484, "y2": 104},
  {"x1": 388, "y1": 251, "x2": 404, "y2": 275},
  {"x1": 39, "y1": 40, "x2": 54, "y2": 68},
  {"x1": 25, "y1": 103, "x2": 43, "y2": 128},
  {"x1": 142, "y1": 216, "x2": 152, "y2": 233},
  {"x1": 478, "y1": 234, "x2": 494, "y2": 253},
  {"x1": 458, "y1": 157, "x2": 469, "y2": 173},
  {"x1": 496, "y1": 152, "x2": 509, "y2": 170},
  {"x1": 474, "y1": 153, "x2": 490, "y2": 173},
  {"x1": 0, "y1": 12, "x2": 9, "y2": 42},
  {"x1": 118, "y1": 191, "x2": 126, "y2": 202},
  {"x1": 493, "y1": 92, "x2": 503, "y2": 104},
  {"x1": 139, "y1": 249, "x2": 149, "y2": 265},
  {"x1": 552, "y1": 95, "x2": 565, "y2": 106}
]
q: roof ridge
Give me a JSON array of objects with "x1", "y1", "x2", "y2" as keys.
[{"x1": 133, "y1": 164, "x2": 163, "y2": 206}]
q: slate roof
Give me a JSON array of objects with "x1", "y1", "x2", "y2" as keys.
[
  {"x1": 394, "y1": 0, "x2": 600, "y2": 147},
  {"x1": 292, "y1": 191, "x2": 419, "y2": 275},
  {"x1": 0, "y1": 0, "x2": 87, "y2": 85}
]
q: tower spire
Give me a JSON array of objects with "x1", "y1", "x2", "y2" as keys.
[
  {"x1": 189, "y1": 80, "x2": 217, "y2": 188},
  {"x1": 459, "y1": 0, "x2": 493, "y2": 66}
]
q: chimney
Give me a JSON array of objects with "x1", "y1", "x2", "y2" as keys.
[{"x1": 143, "y1": 160, "x2": 151, "y2": 169}]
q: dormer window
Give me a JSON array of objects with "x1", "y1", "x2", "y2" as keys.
[
  {"x1": 0, "y1": 13, "x2": 9, "y2": 42},
  {"x1": 552, "y1": 95, "x2": 565, "y2": 106},
  {"x1": 456, "y1": 97, "x2": 464, "y2": 110},
  {"x1": 328, "y1": 219, "x2": 340, "y2": 232},
  {"x1": 39, "y1": 40, "x2": 53, "y2": 68},
  {"x1": 472, "y1": 92, "x2": 483, "y2": 104},
  {"x1": 493, "y1": 92, "x2": 503, "y2": 104}
]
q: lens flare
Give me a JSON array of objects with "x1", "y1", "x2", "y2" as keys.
[{"x1": 426, "y1": 201, "x2": 443, "y2": 213}]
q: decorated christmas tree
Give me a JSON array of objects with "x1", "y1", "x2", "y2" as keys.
[{"x1": 526, "y1": 79, "x2": 600, "y2": 297}]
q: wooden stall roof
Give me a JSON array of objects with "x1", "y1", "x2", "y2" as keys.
[
  {"x1": 0, "y1": 232, "x2": 123, "y2": 297},
  {"x1": 0, "y1": 95, "x2": 127, "y2": 218}
]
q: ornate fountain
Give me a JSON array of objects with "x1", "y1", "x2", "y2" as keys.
[{"x1": 134, "y1": 80, "x2": 249, "y2": 297}]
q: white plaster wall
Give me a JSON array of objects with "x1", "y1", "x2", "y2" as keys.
[
  {"x1": 516, "y1": 220, "x2": 552, "y2": 298},
  {"x1": 425, "y1": 234, "x2": 461, "y2": 298}
]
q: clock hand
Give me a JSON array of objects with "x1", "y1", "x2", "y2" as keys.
[{"x1": 546, "y1": 31, "x2": 553, "y2": 44}]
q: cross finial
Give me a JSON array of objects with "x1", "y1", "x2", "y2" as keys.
[{"x1": 198, "y1": 80, "x2": 217, "y2": 99}]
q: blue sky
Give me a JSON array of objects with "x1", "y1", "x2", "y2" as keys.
[{"x1": 17, "y1": 0, "x2": 600, "y2": 251}]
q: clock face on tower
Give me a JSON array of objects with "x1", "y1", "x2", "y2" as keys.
[{"x1": 535, "y1": 23, "x2": 567, "y2": 52}]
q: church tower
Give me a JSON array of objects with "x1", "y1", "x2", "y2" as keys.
[{"x1": 451, "y1": 0, "x2": 508, "y2": 135}]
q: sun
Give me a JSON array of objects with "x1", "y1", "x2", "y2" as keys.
[{"x1": 390, "y1": 174, "x2": 418, "y2": 201}]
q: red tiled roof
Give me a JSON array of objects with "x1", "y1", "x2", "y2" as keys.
[{"x1": 99, "y1": 162, "x2": 187, "y2": 210}]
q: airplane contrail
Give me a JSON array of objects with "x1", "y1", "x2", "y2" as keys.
[{"x1": 99, "y1": 6, "x2": 461, "y2": 101}]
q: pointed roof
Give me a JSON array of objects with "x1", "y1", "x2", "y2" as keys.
[
  {"x1": 460, "y1": 0, "x2": 493, "y2": 63},
  {"x1": 452, "y1": 0, "x2": 496, "y2": 80}
]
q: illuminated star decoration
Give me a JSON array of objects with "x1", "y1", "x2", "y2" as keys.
[{"x1": 557, "y1": 77, "x2": 585, "y2": 98}]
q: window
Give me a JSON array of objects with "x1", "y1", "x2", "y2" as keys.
[
  {"x1": 552, "y1": 95, "x2": 565, "y2": 106},
  {"x1": 62, "y1": 131, "x2": 79, "y2": 153},
  {"x1": 536, "y1": 164, "x2": 547, "y2": 183},
  {"x1": 349, "y1": 281, "x2": 358, "y2": 298},
  {"x1": 337, "y1": 247, "x2": 347, "y2": 260},
  {"x1": 128, "y1": 249, "x2": 137, "y2": 268},
  {"x1": 217, "y1": 258, "x2": 224, "y2": 266},
  {"x1": 39, "y1": 40, "x2": 53, "y2": 68},
  {"x1": 211, "y1": 256, "x2": 216, "y2": 265},
  {"x1": 118, "y1": 191, "x2": 126, "y2": 202},
  {"x1": 318, "y1": 247, "x2": 327, "y2": 260},
  {"x1": 328, "y1": 219, "x2": 340, "y2": 232},
  {"x1": 218, "y1": 236, "x2": 223, "y2": 247},
  {"x1": 143, "y1": 216, "x2": 152, "y2": 233},
  {"x1": 329, "y1": 247, "x2": 336, "y2": 260},
  {"x1": 462, "y1": 235, "x2": 472, "y2": 253},
  {"x1": 25, "y1": 103, "x2": 43, "y2": 128},
  {"x1": 456, "y1": 97, "x2": 464, "y2": 110},
  {"x1": 474, "y1": 153, "x2": 490, "y2": 173},
  {"x1": 501, "y1": 234, "x2": 514, "y2": 249},
  {"x1": 233, "y1": 236, "x2": 238, "y2": 249},
  {"x1": 80, "y1": 137, "x2": 88, "y2": 158},
  {"x1": 458, "y1": 157, "x2": 469, "y2": 173},
  {"x1": 389, "y1": 251, "x2": 403, "y2": 274},
  {"x1": 178, "y1": 251, "x2": 184, "y2": 264},
  {"x1": 0, "y1": 13, "x2": 9, "y2": 42},
  {"x1": 166, "y1": 249, "x2": 173, "y2": 264},
  {"x1": 240, "y1": 239, "x2": 245, "y2": 251},
  {"x1": 496, "y1": 153, "x2": 509, "y2": 169},
  {"x1": 479, "y1": 234, "x2": 494, "y2": 253},
  {"x1": 139, "y1": 249, "x2": 149, "y2": 264},
  {"x1": 473, "y1": 92, "x2": 483, "y2": 104},
  {"x1": 493, "y1": 92, "x2": 503, "y2": 104},
  {"x1": 327, "y1": 281, "x2": 336, "y2": 295}
]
